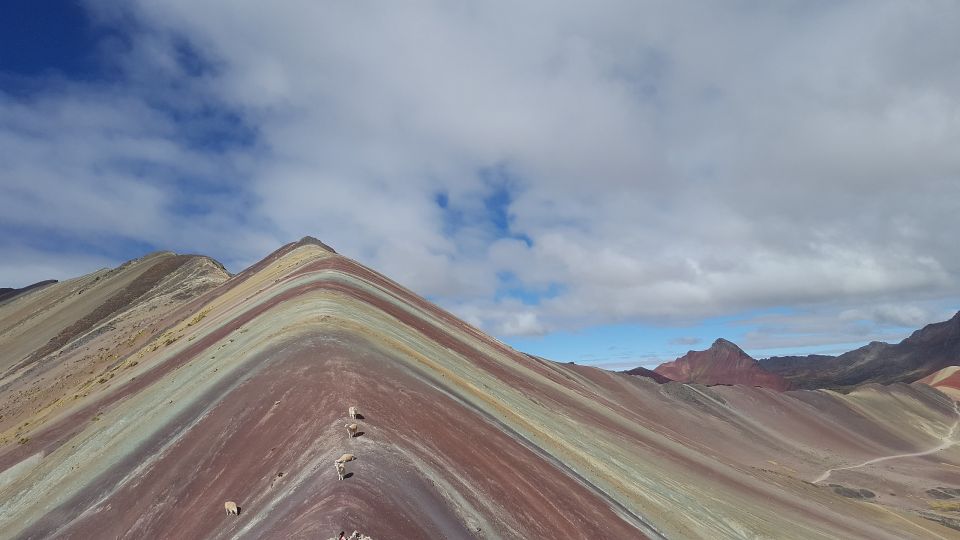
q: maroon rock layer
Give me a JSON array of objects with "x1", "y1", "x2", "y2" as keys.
[{"x1": 918, "y1": 366, "x2": 960, "y2": 401}]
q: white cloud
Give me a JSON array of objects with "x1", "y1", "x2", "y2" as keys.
[
  {"x1": 2, "y1": 1, "x2": 959, "y2": 355},
  {"x1": 840, "y1": 303, "x2": 945, "y2": 329}
]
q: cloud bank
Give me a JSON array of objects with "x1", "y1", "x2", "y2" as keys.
[{"x1": 1, "y1": 1, "x2": 958, "y2": 351}]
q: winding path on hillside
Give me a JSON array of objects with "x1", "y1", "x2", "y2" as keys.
[{"x1": 813, "y1": 401, "x2": 960, "y2": 484}]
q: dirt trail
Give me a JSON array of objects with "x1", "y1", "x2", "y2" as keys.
[{"x1": 813, "y1": 401, "x2": 960, "y2": 484}]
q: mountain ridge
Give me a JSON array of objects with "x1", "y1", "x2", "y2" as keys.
[
  {"x1": 0, "y1": 240, "x2": 958, "y2": 538},
  {"x1": 0, "y1": 279, "x2": 58, "y2": 304},
  {"x1": 761, "y1": 311, "x2": 960, "y2": 389}
]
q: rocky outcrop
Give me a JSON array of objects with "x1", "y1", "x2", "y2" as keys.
[
  {"x1": 622, "y1": 366, "x2": 673, "y2": 384},
  {"x1": 654, "y1": 338, "x2": 790, "y2": 390}
]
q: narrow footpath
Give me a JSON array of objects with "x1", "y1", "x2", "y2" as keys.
[{"x1": 813, "y1": 401, "x2": 960, "y2": 484}]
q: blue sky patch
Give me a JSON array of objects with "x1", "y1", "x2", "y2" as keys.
[
  {"x1": 0, "y1": 0, "x2": 124, "y2": 83},
  {"x1": 433, "y1": 165, "x2": 532, "y2": 246},
  {"x1": 494, "y1": 271, "x2": 565, "y2": 305},
  {"x1": 1, "y1": 223, "x2": 158, "y2": 263}
]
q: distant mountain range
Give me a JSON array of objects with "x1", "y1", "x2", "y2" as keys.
[
  {"x1": 761, "y1": 311, "x2": 960, "y2": 389},
  {"x1": 636, "y1": 311, "x2": 960, "y2": 391}
]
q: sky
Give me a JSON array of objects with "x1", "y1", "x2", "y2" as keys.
[{"x1": 1, "y1": 1, "x2": 959, "y2": 368}]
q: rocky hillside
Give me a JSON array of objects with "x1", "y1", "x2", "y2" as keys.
[
  {"x1": 0, "y1": 239, "x2": 957, "y2": 538},
  {"x1": 918, "y1": 366, "x2": 960, "y2": 401},
  {"x1": 622, "y1": 366, "x2": 673, "y2": 384},
  {"x1": 0, "y1": 252, "x2": 228, "y2": 444},
  {"x1": 762, "y1": 312, "x2": 960, "y2": 389},
  {"x1": 0, "y1": 279, "x2": 57, "y2": 304}
]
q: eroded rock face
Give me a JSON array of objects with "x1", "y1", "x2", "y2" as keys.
[
  {"x1": 622, "y1": 366, "x2": 673, "y2": 384},
  {"x1": 654, "y1": 338, "x2": 790, "y2": 390},
  {"x1": 829, "y1": 485, "x2": 876, "y2": 499}
]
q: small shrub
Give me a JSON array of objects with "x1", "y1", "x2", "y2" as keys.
[{"x1": 931, "y1": 500, "x2": 960, "y2": 512}]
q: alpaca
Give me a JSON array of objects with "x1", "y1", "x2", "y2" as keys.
[
  {"x1": 335, "y1": 453, "x2": 356, "y2": 464},
  {"x1": 224, "y1": 501, "x2": 238, "y2": 515},
  {"x1": 348, "y1": 406, "x2": 360, "y2": 420},
  {"x1": 345, "y1": 423, "x2": 359, "y2": 437}
]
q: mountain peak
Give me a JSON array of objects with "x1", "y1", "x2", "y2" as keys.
[
  {"x1": 295, "y1": 235, "x2": 337, "y2": 253},
  {"x1": 655, "y1": 338, "x2": 789, "y2": 390},
  {"x1": 711, "y1": 337, "x2": 744, "y2": 352}
]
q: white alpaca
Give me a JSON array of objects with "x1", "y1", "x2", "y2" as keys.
[
  {"x1": 224, "y1": 501, "x2": 238, "y2": 515},
  {"x1": 345, "y1": 423, "x2": 359, "y2": 437},
  {"x1": 336, "y1": 453, "x2": 356, "y2": 464},
  {"x1": 335, "y1": 461, "x2": 346, "y2": 480},
  {"x1": 348, "y1": 406, "x2": 360, "y2": 419}
]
